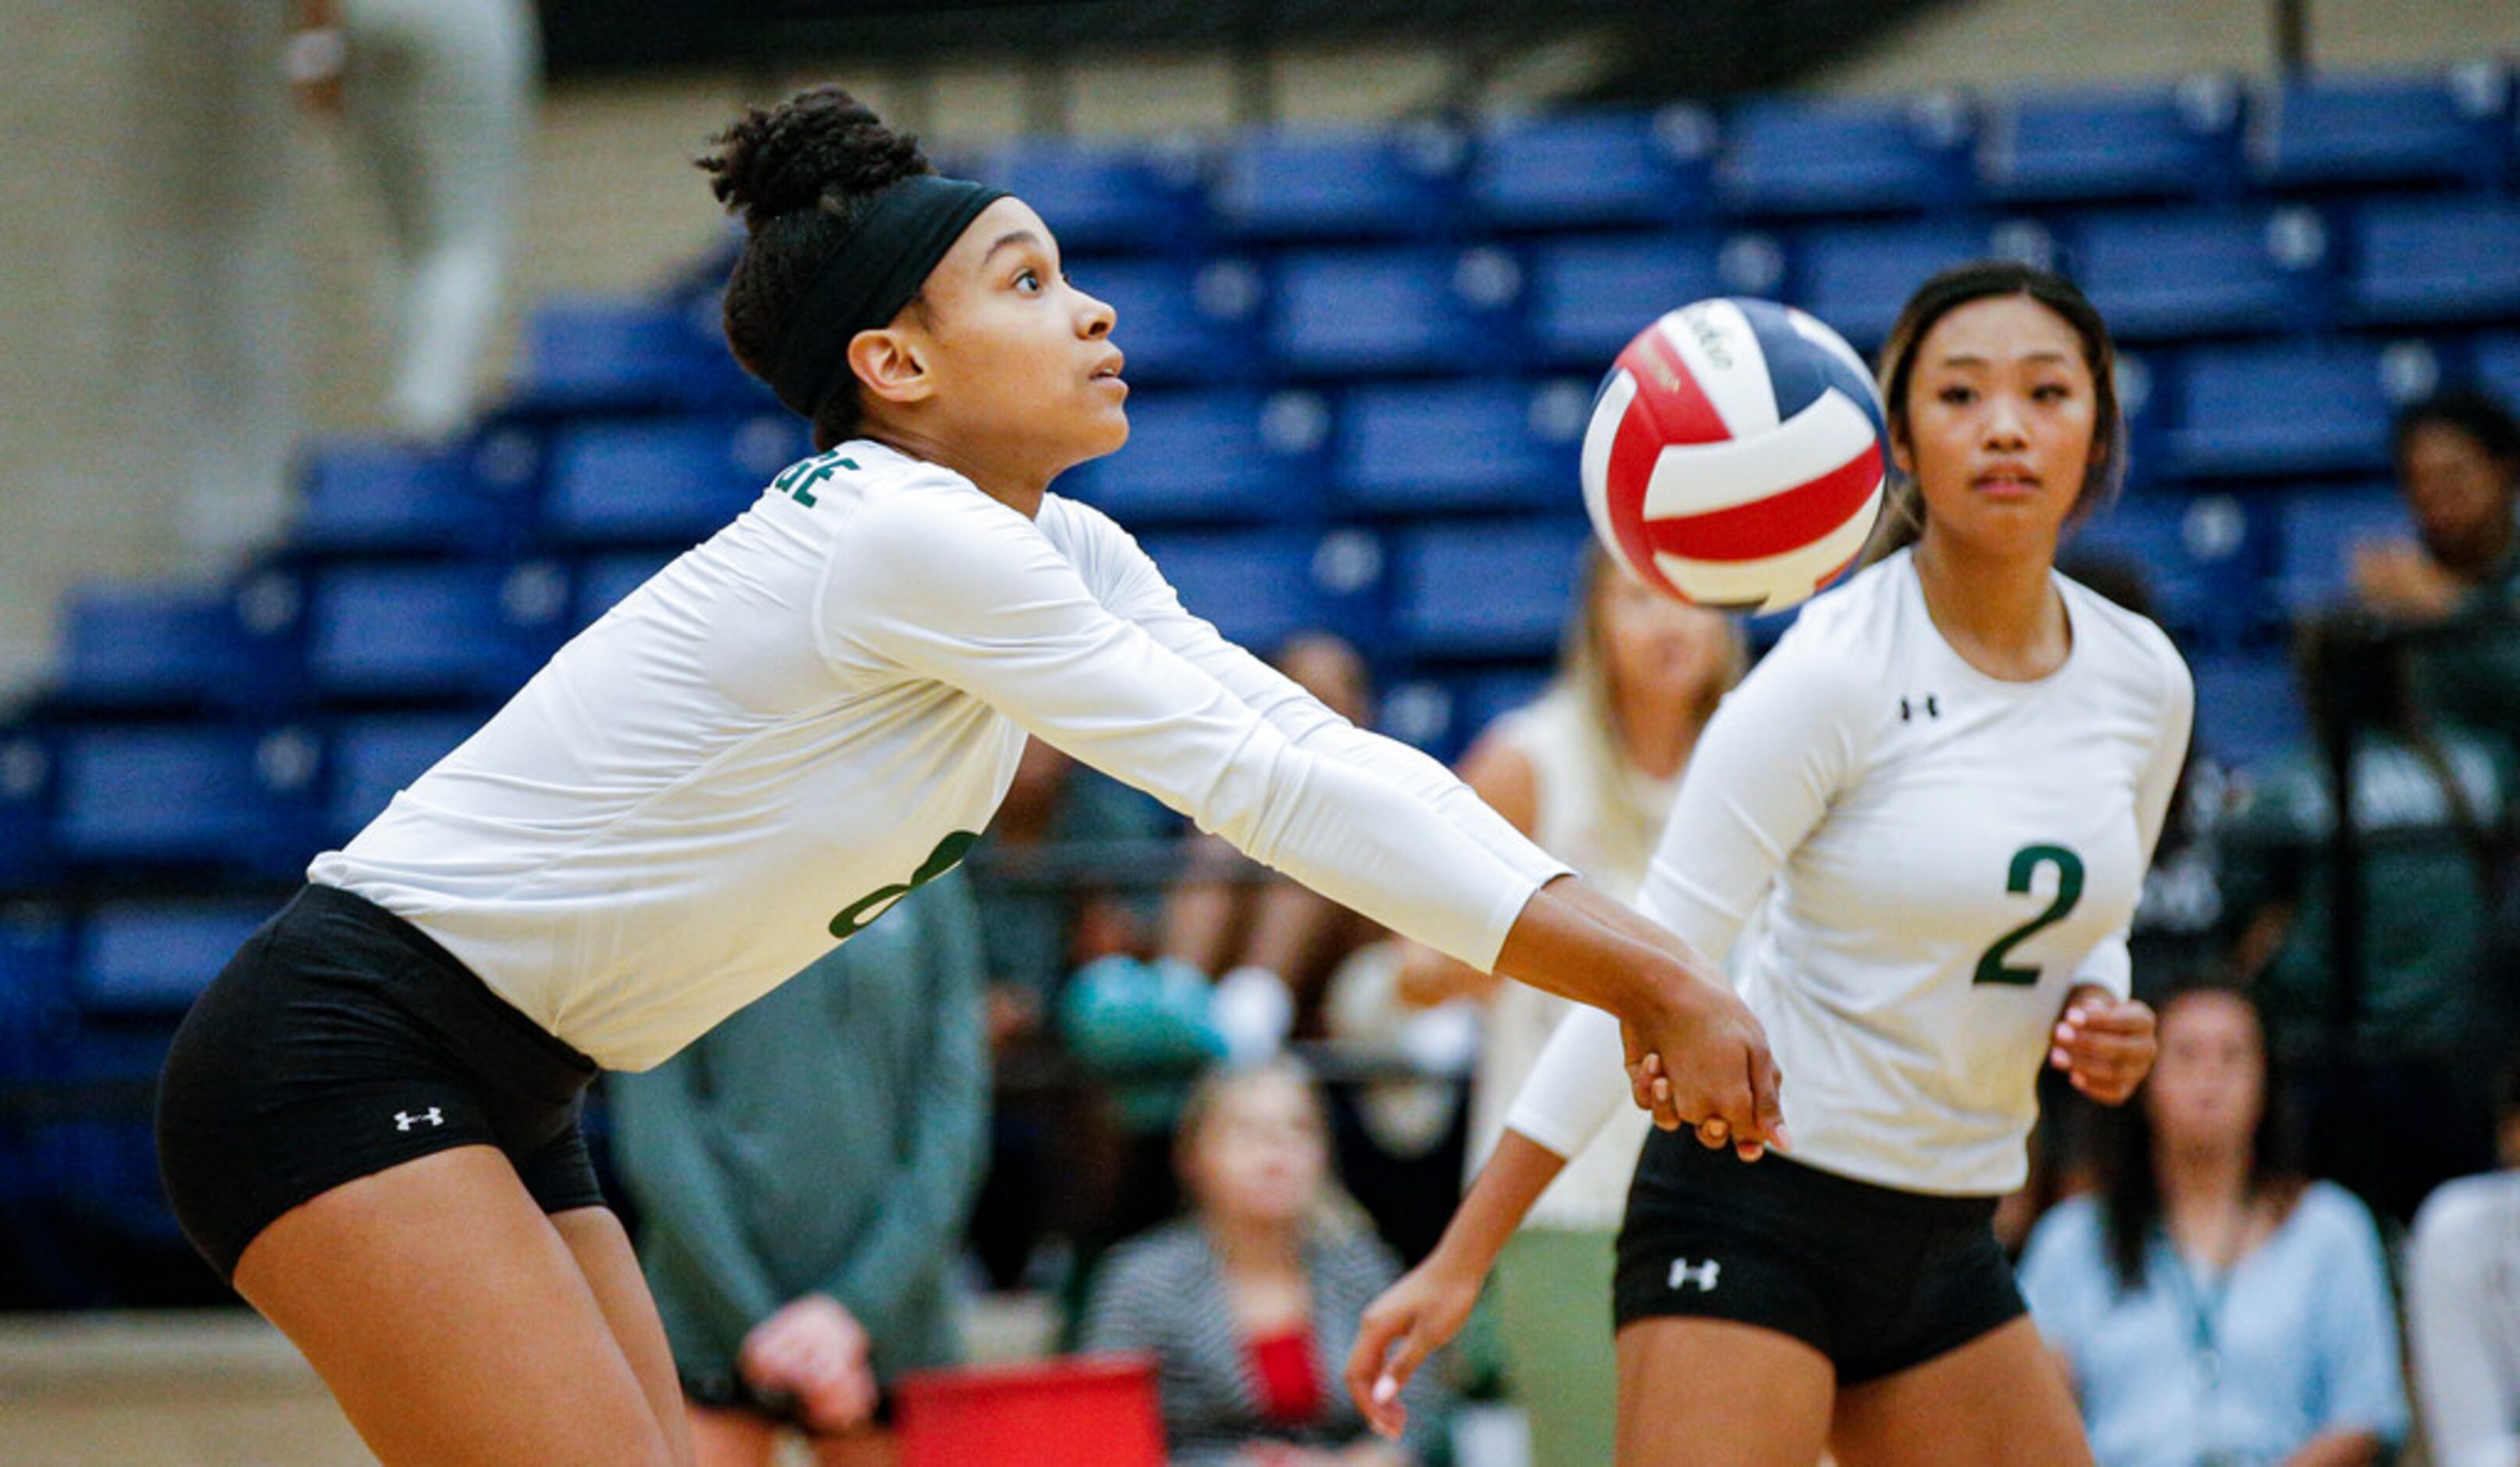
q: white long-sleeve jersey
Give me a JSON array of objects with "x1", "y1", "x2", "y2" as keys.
[
  {"x1": 1508, "y1": 549, "x2": 2190, "y2": 1195},
  {"x1": 312, "y1": 441, "x2": 1568, "y2": 1071}
]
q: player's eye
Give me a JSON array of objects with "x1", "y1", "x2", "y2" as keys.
[
  {"x1": 1937, "y1": 384, "x2": 1976, "y2": 405},
  {"x1": 1014, "y1": 268, "x2": 1043, "y2": 294},
  {"x1": 2032, "y1": 381, "x2": 2073, "y2": 403}
]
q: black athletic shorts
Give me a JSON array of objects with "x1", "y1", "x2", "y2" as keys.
[
  {"x1": 155, "y1": 883, "x2": 603, "y2": 1283},
  {"x1": 1613, "y1": 1127, "x2": 2023, "y2": 1384}
]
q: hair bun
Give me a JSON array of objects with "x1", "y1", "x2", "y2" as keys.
[{"x1": 700, "y1": 84, "x2": 930, "y2": 230}]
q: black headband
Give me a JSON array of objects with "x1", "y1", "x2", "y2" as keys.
[{"x1": 768, "y1": 173, "x2": 1009, "y2": 419}]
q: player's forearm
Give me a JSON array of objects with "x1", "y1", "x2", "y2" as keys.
[
  {"x1": 1491, "y1": 883, "x2": 1689, "y2": 1032},
  {"x1": 1424, "y1": 1130, "x2": 1567, "y2": 1285}
]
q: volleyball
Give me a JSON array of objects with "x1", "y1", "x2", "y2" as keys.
[{"x1": 1580, "y1": 298, "x2": 1890, "y2": 614}]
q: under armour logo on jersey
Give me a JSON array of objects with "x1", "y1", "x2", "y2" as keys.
[
  {"x1": 1899, "y1": 694, "x2": 1941, "y2": 722},
  {"x1": 1668, "y1": 1257, "x2": 1721, "y2": 1292},
  {"x1": 394, "y1": 1108, "x2": 444, "y2": 1132}
]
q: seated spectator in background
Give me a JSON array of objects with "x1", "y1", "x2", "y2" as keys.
[
  {"x1": 1079, "y1": 1059, "x2": 1444, "y2": 1466},
  {"x1": 2408, "y1": 1051, "x2": 2520, "y2": 1467},
  {"x1": 609, "y1": 876, "x2": 989, "y2": 1466},
  {"x1": 1391, "y1": 544, "x2": 1741, "y2": 1467},
  {"x1": 2355, "y1": 388, "x2": 2520, "y2": 738},
  {"x1": 2219, "y1": 611, "x2": 2517, "y2": 1222},
  {"x1": 2020, "y1": 979, "x2": 2407, "y2": 1467}
]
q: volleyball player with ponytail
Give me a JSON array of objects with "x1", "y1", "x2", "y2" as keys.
[
  {"x1": 153, "y1": 87, "x2": 1780, "y2": 1465},
  {"x1": 1350, "y1": 262, "x2": 2189, "y2": 1466}
]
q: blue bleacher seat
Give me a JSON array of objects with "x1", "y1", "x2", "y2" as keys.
[
  {"x1": 1978, "y1": 79, "x2": 2244, "y2": 204},
  {"x1": 1085, "y1": 258, "x2": 1263, "y2": 387},
  {"x1": 328, "y1": 713, "x2": 479, "y2": 842},
  {"x1": 1066, "y1": 390, "x2": 1324, "y2": 527},
  {"x1": 1392, "y1": 520, "x2": 1590, "y2": 660},
  {"x1": 1718, "y1": 95, "x2": 1974, "y2": 218},
  {"x1": 51, "y1": 584, "x2": 243, "y2": 711},
  {"x1": 2273, "y1": 484, "x2": 2407, "y2": 618},
  {"x1": 2070, "y1": 205, "x2": 2330, "y2": 342},
  {"x1": 1331, "y1": 379, "x2": 1587, "y2": 517},
  {"x1": 52, "y1": 723, "x2": 322, "y2": 874},
  {"x1": 307, "y1": 559, "x2": 569, "y2": 701},
  {"x1": 2346, "y1": 198, "x2": 2520, "y2": 328},
  {"x1": 0, "y1": 906, "x2": 73, "y2": 1080},
  {"x1": 76, "y1": 901, "x2": 270, "y2": 1018},
  {"x1": 1135, "y1": 531, "x2": 1356, "y2": 651},
  {"x1": 1795, "y1": 219, "x2": 2032, "y2": 350},
  {"x1": 544, "y1": 415, "x2": 808, "y2": 547},
  {"x1": 978, "y1": 136, "x2": 1206, "y2": 255},
  {"x1": 2162, "y1": 340, "x2": 2415, "y2": 480},
  {"x1": 1468, "y1": 107, "x2": 1717, "y2": 230},
  {"x1": 293, "y1": 437, "x2": 529, "y2": 555},
  {"x1": 2190, "y1": 653, "x2": 2307, "y2": 771},
  {"x1": 2248, "y1": 62, "x2": 2512, "y2": 192},
  {"x1": 1211, "y1": 123, "x2": 1463, "y2": 242},
  {"x1": 1268, "y1": 246, "x2": 1518, "y2": 379},
  {"x1": 0, "y1": 730, "x2": 52, "y2": 888},
  {"x1": 509, "y1": 296, "x2": 752, "y2": 414},
  {"x1": 572, "y1": 550, "x2": 679, "y2": 630},
  {"x1": 1524, "y1": 233, "x2": 1732, "y2": 369},
  {"x1": 2065, "y1": 495, "x2": 2265, "y2": 650},
  {"x1": 2476, "y1": 334, "x2": 2520, "y2": 412}
]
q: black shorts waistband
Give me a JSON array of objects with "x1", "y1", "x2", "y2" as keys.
[
  {"x1": 289, "y1": 883, "x2": 597, "y2": 1098},
  {"x1": 1645, "y1": 1137, "x2": 2001, "y2": 1226}
]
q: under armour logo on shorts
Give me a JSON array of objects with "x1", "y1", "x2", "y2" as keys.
[
  {"x1": 1668, "y1": 1257, "x2": 1721, "y2": 1292},
  {"x1": 394, "y1": 1108, "x2": 444, "y2": 1132}
]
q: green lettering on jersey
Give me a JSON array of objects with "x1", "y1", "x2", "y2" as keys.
[
  {"x1": 770, "y1": 456, "x2": 860, "y2": 509},
  {"x1": 1971, "y1": 843, "x2": 2085, "y2": 987},
  {"x1": 829, "y1": 829, "x2": 978, "y2": 938}
]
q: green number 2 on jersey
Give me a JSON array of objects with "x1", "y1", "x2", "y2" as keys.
[
  {"x1": 1972, "y1": 843, "x2": 2085, "y2": 986},
  {"x1": 829, "y1": 830, "x2": 978, "y2": 939}
]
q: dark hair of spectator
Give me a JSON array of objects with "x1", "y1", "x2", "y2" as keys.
[
  {"x1": 700, "y1": 85, "x2": 935, "y2": 450},
  {"x1": 1865, "y1": 260, "x2": 2125, "y2": 562},
  {"x1": 2392, "y1": 387, "x2": 2520, "y2": 480},
  {"x1": 2099, "y1": 975, "x2": 2307, "y2": 1294}
]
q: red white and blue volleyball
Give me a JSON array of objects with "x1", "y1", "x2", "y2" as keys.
[{"x1": 1581, "y1": 298, "x2": 1889, "y2": 614}]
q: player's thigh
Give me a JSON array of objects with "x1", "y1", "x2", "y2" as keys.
[
  {"x1": 1827, "y1": 1317, "x2": 2090, "y2": 1467},
  {"x1": 687, "y1": 1405, "x2": 779, "y2": 1467},
  {"x1": 231, "y1": 1145, "x2": 679, "y2": 1467},
  {"x1": 1615, "y1": 1317, "x2": 1835, "y2": 1467},
  {"x1": 554, "y1": 1204, "x2": 697, "y2": 1463}
]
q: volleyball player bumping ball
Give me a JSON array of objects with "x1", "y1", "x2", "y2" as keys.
[
  {"x1": 148, "y1": 85, "x2": 1780, "y2": 1465},
  {"x1": 1349, "y1": 264, "x2": 2187, "y2": 1467}
]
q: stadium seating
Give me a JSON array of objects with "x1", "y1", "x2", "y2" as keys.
[
  {"x1": 2247, "y1": 62, "x2": 2512, "y2": 192},
  {"x1": 1066, "y1": 390, "x2": 1325, "y2": 527},
  {"x1": 327, "y1": 713, "x2": 480, "y2": 844},
  {"x1": 2069, "y1": 205, "x2": 2330, "y2": 342},
  {"x1": 2066, "y1": 495, "x2": 2266, "y2": 651},
  {"x1": 2162, "y1": 339, "x2": 2411, "y2": 480},
  {"x1": 2478, "y1": 333, "x2": 2520, "y2": 410},
  {"x1": 1134, "y1": 530, "x2": 1356, "y2": 652},
  {"x1": 1524, "y1": 231, "x2": 1734, "y2": 369},
  {"x1": 544, "y1": 415, "x2": 808, "y2": 548},
  {"x1": 1211, "y1": 123, "x2": 1463, "y2": 242},
  {"x1": 572, "y1": 550, "x2": 680, "y2": 631},
  {"x1": 2272, "y1": 484, "x2": 2407, "y2": 618},
  {"x1": 293, "y1": 435, "x2": 536, "y2": 555},
  {"x1": 1977, "y1": 78, "x2": 2245, "y2": 204},
  {"x1": 978, "y1": 136, "x2": 1206, "y2": 256},
  {"x1": 52, "y1": 723, "x2": 322, "y2": 875},
  {"x1": 1078, "y1": 258, "x2": 1264, "y2": 387},
  {"x1": 0, "y1": 730, "x2": 52, "y2": 890},
  {"x1": 74, "y1": 901, "x2": 269, "y2": 1019},
  {"x1": 2344, "y1": 197, "x2": 2520, "y2": 328},
  {"x1": 1467, "y1": 106, "x2": 1718, "y2": 230},
  {"x1": 1794, "y1": 218, "x2": 2043, "y2": 349},
  {"x1": 1267, "y1": 246, "x2": 1518, "y2": 378},
  {"x1": 305, "y1": 559, "x2": 570, "y2": 703},
  {"x1": 0, "y1": 906, "x2": 73, "y2": 1081},
  {"x1": 2190, "y1": 652, "x2": 2307, "y2": 770},
  {"x1": 1717, "y1": 95, "x2": 1975, "y2": 217},
  {"x1": 1330, "y1": 379, "x2": 1586, "y2": 517},
  {"x1": 1391, "y1": 519, "x2": 1589, "y2": 660},
  {"x1": 509, "y1": 296, "x2": 753, "y2": 415}
]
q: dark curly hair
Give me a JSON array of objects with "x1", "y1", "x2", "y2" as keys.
[{"x1": 700, "y1": 85, "x2": 933, "y2": 448}]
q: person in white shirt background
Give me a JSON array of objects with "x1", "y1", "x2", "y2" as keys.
[
  {"x1": 1349, "y1": 259, "x2": 2187, "y2": 1467},
  {"x1": 2409, "y1": 1051, "x2": 2520, "y2": 1467},
  {"x1": 1393, "y1": 547, "x2": 1743, "y2": 1466},
  {"x1": 151, "y1": 84, "x2": 1783, "y2": 1466}
]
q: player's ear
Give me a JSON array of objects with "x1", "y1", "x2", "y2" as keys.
[
  {"x1": 849, "y1": 327, "x2": 933, "y2": 407},
  {"x1": 1887, "y1": 419, "x2": 1914, "y2": 479}
]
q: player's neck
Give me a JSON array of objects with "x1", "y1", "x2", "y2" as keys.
[
  {"x1": 1912, "y1": 532, "x2": 2066, "y2": 682},
  {"x1": 862, "y1": 423, "x2": 1050, "y2": 518},
  {"x1": 1203, "y1": 1210, "x2": 1304, "y2": 1276},
  {"x1": 1613, "y1": 691, "x2": 1698, "y2": 782},
  {"x1": 2157, "y1": 1137, "x2": 2253, "y2": 1214}
]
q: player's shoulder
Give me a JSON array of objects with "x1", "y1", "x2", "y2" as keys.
[
  {"x1": 2290, "y1": 1179, "x2": 2386, "y2": 1246},
  {"x1": 2411, "y1": 1171, "x2": 2519, "y2": 1249},
  {"x1": 1750, "y1": 551, "x2": 1912, "y2": 698},
  {"x1": 1090, "y1": 1219, "x2": 1211, "y2": 1292},
  {"x1": 2025, "y1": 1191, "x2": 2106, "y2": 1253},
  {"x1": 2056, "y1": 572, "x2": 2192, "y2": 696}
]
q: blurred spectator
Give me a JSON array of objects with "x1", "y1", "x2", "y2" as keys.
[
  {"x1": 1078, "y1": 1058, "x2": 1444, "y2": 1465},
  {"x1": 2407, "y1": 1051, "x2": 2520, "y2": 1467},
  {"x1": 608, "y1": 876, "x2": 989, "y2": 1466},
  {"x1": 2019, "y1": 980, "x2": 2407, "y2": 1467},
  {"x1": 1393, "y1": 545, "x2": 1742, "y2": 1467},
  {"x1": 2219, "y1": 612, "x2": 2516, "y2": 1222},
  {"x1": 2354, "y1": 389, "x2": 2520, "y2": 739},
  {"x1": 289, "y1": 0, "x2": 539, "y2": 436}
]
